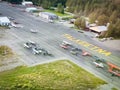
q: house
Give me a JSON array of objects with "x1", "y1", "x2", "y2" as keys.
[
  {"x1": 22, "y1": 1, "x2": 33, "y2": 7},
  {"x1": 39, "y1": 12, "x2": 58, "y2": 20},
  {"x1": 89, "y1": 26, "x2": 107, "y2": 34},
  {"x1": 25, "y1": 7, "x2": 37, "y2": 12},
  {"x1": 0, "y1": 17, "x2": 10, "y2": 26}
]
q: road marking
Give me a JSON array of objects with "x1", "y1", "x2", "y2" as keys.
[{"x1": 63, "y1": 34, "x2": 111, "y2": 56}]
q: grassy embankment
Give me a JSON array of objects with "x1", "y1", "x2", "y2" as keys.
[
  {"x1": 0, "y1": 60, "x2": 106, "y2": 90},
  {"x1": 44, "y1": 9, "x2": 73, "y2": 18}
]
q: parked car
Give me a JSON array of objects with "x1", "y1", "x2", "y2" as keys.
[
  {"x1": 93, "y1": 56, "x2": 105, "y2": 63},
  {"x1": 62, "y1": 41, "x2": 71, "y2": 46},
  {"x1": 32, "y1": 47, "x2": 43, "y2": 54},
  {"x1": 93, "y1": 61, "x2": 104, "y2": 68},
  {"x1": 23, "y1": 41, "x2": 36, "y2": 49},
  {"x1": 71, "y1": 48, "x2": 82, "y2": 52},
  {"x1": 60, "y1": 44, "x2": 69, "y2": 49},
  {"x1": 30, "y1": 29, "x2": 38, "y2": 33},
  {"x1": 70, "y1": 48, "x2": 82, "y2": 56},
  {"x1": 70, "y1": 50, "x2": 78, "y2": 56}
]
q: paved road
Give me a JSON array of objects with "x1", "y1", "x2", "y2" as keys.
[{"x1": 0, "y1": 2, "x2": 120, "y2": 89}]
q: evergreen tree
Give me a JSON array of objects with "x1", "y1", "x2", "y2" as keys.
[
  {"x1": 109, "y1": 10, "x2": 118, "y2": 24},
  {"x1": 97, "y1": 14, "x2": 108, "y2": 25},
  {"x1": 74, "y1": 17, "x2": 86, "y2": 29},
  {"x1": 57, "y1": 3, "x2": 64, "y2": 14},
  {"x1": 105, "y1": 23, "x2": 115, "y2": 37},
  {"x1": 74, "y1": 18, "x2": 82, "y2": 29},
  {"x1": 89, "y1": 12, "x2": 98, "y2": 23},
  {"x1": 114, "y1": 19, "x2": 120, "y2": 38}
]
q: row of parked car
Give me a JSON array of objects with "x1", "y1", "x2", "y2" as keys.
[
  {"x1": 60, "y1": 41, "x2": 91, "y2": 56},
  {"x1": 23, "y1": 41, "x2": 53, "y2": 56},
  {"x1": 60, "y1": 40, "x2": 106, "y2": 68}
]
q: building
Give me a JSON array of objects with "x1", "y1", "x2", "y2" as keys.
[
  {"x1": 22, "y1": 1, "x2": 33, "y2": 7},
  {"x1": 25, "y1": 7, "x2": 37, "y2": 12},
  {"x1": 89, "y1": 26, "x2": 107, "y2": 34},
  {"x1": 39, "y1": 12, "x2": 58, "y2": 20},
  {"x1": 0, "y1": 17, "x2": 10, "y2": 26}
]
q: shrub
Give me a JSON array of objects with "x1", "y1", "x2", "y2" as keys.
[{"x1": 0, "y1": 45, "x2": 13, "y2": 56}]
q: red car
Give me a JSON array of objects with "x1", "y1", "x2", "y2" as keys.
[{"x1": 60, "y1": 44, "x2": 68, "y2": 49}]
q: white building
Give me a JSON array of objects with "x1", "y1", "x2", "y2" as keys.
[
  {"x1": 25, "y1": 7, "x2": 37, "y2": 12},
  {"x1": 22, "y1": 1, "x2": 33, "y2": 7},
  {"x1": 39, "y1": 12, "x2": 58, "y2": 20},
  {"x1": 0, "y1": 17, "x2": 10, "y2": 26}
]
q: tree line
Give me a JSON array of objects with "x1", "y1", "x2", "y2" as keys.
[{"x1": 66, "y1": 0, "x2": 120, "y2": 38}]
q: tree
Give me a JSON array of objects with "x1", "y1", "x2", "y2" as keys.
[
  {"x1": 74, "y1": 17, "x2": 86, "y2": 29},
  {"x1": 88, "y1": 12, "x2": 98, "y2": 23},
  {"x1": 6, "y1": 0, "x2": 22, "y2": 4},
  {"x1": 42, "y1": 0, "x2": 50, "y2": 9},
  {"x1": 109, "y1": 10, "x2": 118, "y2": 24},
  {"x1": 97, "y1": 14, "x2": 108, "y2": 25},
  {"x1": 81, "y1": 18, "x2": 86, "y2": 29},
  {"x1": 105, "y1": 23, "x2": 115, "y2": 37},
  {"x1": 74, "y1": 18, "x2": 82, "y2": 29},
  {"x1": 84, "y1": 1, "x2": 90, "y2": 15},
  {"x1": 57, "y1": 3, "x2": 64, "y2": 14},
  {"x1": 114, "y1": 19, "x2": 120, "y2": 38}
]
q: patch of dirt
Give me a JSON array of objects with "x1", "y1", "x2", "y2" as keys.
[{"x1": 0, "y1": 56, "x2": 24, "y2": 72}]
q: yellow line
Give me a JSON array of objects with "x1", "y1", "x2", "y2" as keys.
[{"x1": 63, "y1": 34, "x2": 112, "y2": 56}]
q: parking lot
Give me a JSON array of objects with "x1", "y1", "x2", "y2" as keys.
[{"x1": 0, "y1": 2, "x2": 120, "y2": 89}]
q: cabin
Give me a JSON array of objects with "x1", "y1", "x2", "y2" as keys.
[
  {"x1": 22, "y1": 1, "x2": 33, "y2": 7},
  {"x1": 0, "y1": 17, "x2": 10, "y2": 26},
  {"x1": 89, "y1": 26, "x2": 107, "y2": 34}
]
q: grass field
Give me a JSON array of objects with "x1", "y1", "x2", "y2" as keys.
[
  {"x1": 0, "y1": 60, "x2": 106, "y2": 90},
  {"x1": 44, "y1": 9, "x2": 70, "y2": 17}
]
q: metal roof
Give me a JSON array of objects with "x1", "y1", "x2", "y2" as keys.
[
  {"x1": 89, "y1": 26, "x2": 107, "y2": 33},
  {"x1": 0, "y1": 17, "x2": 10, "y2": 23}
]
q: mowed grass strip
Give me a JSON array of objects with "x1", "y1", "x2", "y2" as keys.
[
  {"x1": 0, "y1": 60, "x2": 106, "y2": 90},
  {"x1": 44, "y1": 9, "x2": 69, "y2": 17}
]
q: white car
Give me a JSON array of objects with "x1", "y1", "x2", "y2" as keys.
[
  {"x1": 93, "y1": 62, "x2": 104, "y2": 68},
  {"x1": 62, "y1": 41, "x2": 71, "y2": 46},
  {"x1": 32, "y1": 48, "x2": 43, "y2": 54},
  {"x1": 23, "y1": 41, "x2": 36, "y2": 49},
  {"x1": 30, "y1": 29, "x2": 38, "y2": 33}
]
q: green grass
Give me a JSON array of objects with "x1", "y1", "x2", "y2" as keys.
[
  {"x1": 112, "y1": 88, "x2": 118, "y2": 90},
  {"x1": 44, "y1": 9, "x2": 70, "y2": 17},
  {"x1": 0, "y1": 60, "x2": 106, "y2": 90}
]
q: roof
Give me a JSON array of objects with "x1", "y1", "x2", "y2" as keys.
[
  {"x1": 0, "y1": 17, "x2": 10, "y2": 23},
  {"x1": 22, "y1": 1, "x2": 33, "y2": 5},
  {"x1": 89, "y1": 26, "x2": 107, "y2": 33},
  {"x1": 26, "y1": 7, "x2": 37, "y2": 10}
]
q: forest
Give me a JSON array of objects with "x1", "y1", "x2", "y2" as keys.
[
  {"x1": 66, "y1": 0, "x2": 120, "y2": 38},
  {"x1": 4, "y1": 0, "x2": 120, "y2": 38}
]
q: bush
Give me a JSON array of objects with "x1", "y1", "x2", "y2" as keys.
[{"x1": 0, "y1": 45, "x2": 13, "y2": 56}]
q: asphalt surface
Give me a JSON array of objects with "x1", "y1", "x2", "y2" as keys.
[{"x1": 0, "y1": 2, "x2": 120, "y2": 89}]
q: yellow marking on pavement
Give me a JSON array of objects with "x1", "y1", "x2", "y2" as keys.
[
  {"x1": 63, "y1": 34, "x2": 112, "y2": 56},
  {"x1": 90, "y1": 46, "x2": 100, "y2": 50}
]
